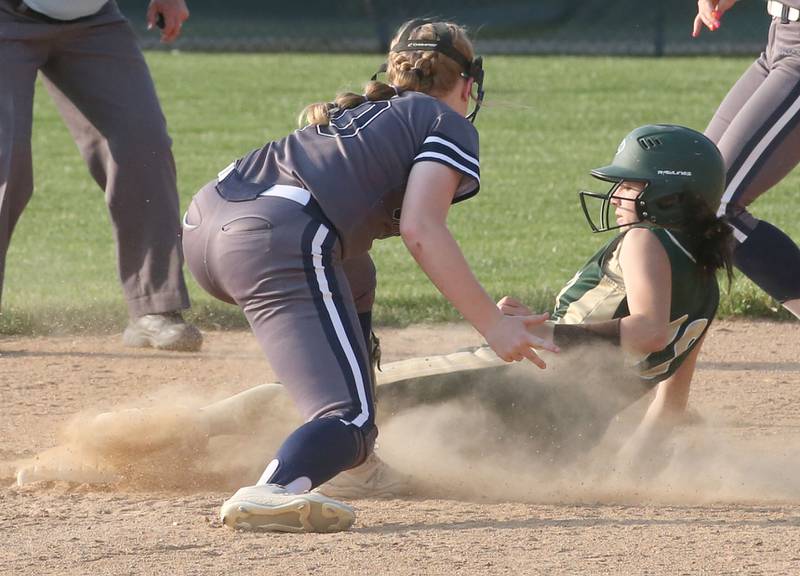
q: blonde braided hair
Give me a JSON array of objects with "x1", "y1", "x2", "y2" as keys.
[{"x1": 299, "y1": 21, "x2": 474, "y2": 127}]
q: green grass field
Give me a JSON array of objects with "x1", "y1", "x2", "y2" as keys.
[{"x1": 2, "y1": 53, "x2": 797, "y2": 335}]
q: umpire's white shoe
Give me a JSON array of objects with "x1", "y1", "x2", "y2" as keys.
[
  {"x1": 220, "y1": 484, "x2": 355, "y2": 533},
  {"x1": 316, "y1": 453, "x2": 413, "y2": 500},
  {"x1": 123, "y1": 312, "x2": 203, "y2": 352}
]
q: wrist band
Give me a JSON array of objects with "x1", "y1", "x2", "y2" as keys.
[{"x1": 552, "y1": 319, "x2": 621, "y2": 349}]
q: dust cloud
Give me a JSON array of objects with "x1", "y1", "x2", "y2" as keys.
[
  {"x1": 379, "y1": 347, "x2": 800, "y2": 505},
  {"x1": 15, "y1": 346, "x2": 800, "y2": 504},
  {"x1": 16, "y1": 384, "x2": 300, "y2": 491}
]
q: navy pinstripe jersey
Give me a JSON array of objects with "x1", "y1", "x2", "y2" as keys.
[
  {"x1": 551, "y1": 227, "x2": 719, "y2": 384},
  {"x1": 232, "y1": 91, "x2": 480, "y2": 257}
]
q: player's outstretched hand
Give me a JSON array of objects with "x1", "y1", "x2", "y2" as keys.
[
  {"x1": 147, "y1": 0, "x2": 190, "y2": 43},
  {"x1": 484, "y1": 313, "x2": 560, "y2": 369},
  {"x1": 692, "y1": 0, "x2": 738, "y2": 37}
]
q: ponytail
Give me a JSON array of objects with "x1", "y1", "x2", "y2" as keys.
[{"x1": 298, "y1": 82, "x2": 400, "y2": 127}]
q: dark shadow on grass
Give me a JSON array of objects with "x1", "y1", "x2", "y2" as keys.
[
  {"x1": 0, "y1": 302, "x2": 250, "y2": 337},
  {"x1": 0, "y1": 348, "x2": 266, "y2": 361},
  {"x1": 0, "y1": 349, "x2": 205, "y2": 360}
]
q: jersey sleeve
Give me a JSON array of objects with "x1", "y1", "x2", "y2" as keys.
[{"x1": 413, "y1": 111, "x2": 480, "y2": 202}]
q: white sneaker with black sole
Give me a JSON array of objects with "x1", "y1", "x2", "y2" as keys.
[{"x1": 220, "y1": 484, "x2": 355, "y2": 533}]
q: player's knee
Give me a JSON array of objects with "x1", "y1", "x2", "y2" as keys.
[
  {"x1": 734, "y1": 220, "x2": 800, "y2": 302},
  {"x1": 315, "y1": 402, "x2": 377, "y2": 469},
  {"x1": 108, "y1": 128, "x2": 173, "y2": 168},
  {"x1": 723, "y1": 204, "x2": 754, "y2": 226},
  {"x1": 725, "y1": 209, "x2": 760, "y2": 248}
]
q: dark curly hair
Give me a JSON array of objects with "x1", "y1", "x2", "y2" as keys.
[{"x1": 678, "y1": 194, "x2": 735, "y2": 285}]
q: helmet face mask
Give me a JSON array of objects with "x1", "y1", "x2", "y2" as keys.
[
  {"x1": 579, "y1": 178, "x2": 689, "y2": 233},
  {"x1": 579, "y1": 124, "x2": 726, "y2": 234},
  {"x1": 579, "y1": 179, "x2": 649, "y2": 233}
]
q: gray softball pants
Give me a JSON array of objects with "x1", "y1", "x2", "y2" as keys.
[
  {"x1": 706, "y1": 17, "x2": 800, "y2": 302},
  {"x1": 182, "y1": 181, "x2": 376, "y2": 488},
  {"x1": 0, "y1": 0, "x2": 189, "y2": 316}
]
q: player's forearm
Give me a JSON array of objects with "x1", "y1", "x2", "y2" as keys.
[
  {"x1": 401, "y1": 221, "x2": 501, "y2": 336},
  {"x1": 550, "y1": 314, "x2": 670, "y2": 355}
]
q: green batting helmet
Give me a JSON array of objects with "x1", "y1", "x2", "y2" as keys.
[{"x1": 579, "y1": 124, "x2": 726, "y2": 232}]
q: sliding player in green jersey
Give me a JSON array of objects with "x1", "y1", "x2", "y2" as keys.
[{"x1": 497, "y1": 123, "x2": 733, "y2": 465}]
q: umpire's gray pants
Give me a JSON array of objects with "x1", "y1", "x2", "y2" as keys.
[{"x1": 0, "y1": 0, "x2": 189, "y2": 316}]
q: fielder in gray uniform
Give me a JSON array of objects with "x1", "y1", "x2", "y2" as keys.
[
  {"x1": 0, "y1": 0, "x2": 201, "y2": 350},
  {"x1": 693, "y1": 0, "x2": 800, "y2": 319},
  {"x1": 183, "y1": 19, "x2": 557, "y2": 533}
]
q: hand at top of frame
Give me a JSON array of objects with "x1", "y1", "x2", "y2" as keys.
[
  {"x1": 147, "y1": 0, "x2": 190, "y2": 43},
  {"x1": 692, "y1": 0, "x2": 739, "y2": 37}
]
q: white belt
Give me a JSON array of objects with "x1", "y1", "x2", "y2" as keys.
[
  {"x1": 257, "y1": 184, "x2": 311, "y2": 206},
  {"x1": 217, "y1": 161, "x2": 311, "y2": 206},
  {"x1": 768, "y1": 0, "x2": 800, "y2": 22}
]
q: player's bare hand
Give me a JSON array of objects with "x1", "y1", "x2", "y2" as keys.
[
  {"x1": 692, "y1": 0, "x2": 738, "y2": 37},
  {"x1": 496, "y1": 295, "x2": 533, "y2": 316},
  {"x1": 484, "y1": 314, "x2": 560, "y2": 369},
  {"x1": 147, "y1": 0, "x2": 190, "y2": 43}
]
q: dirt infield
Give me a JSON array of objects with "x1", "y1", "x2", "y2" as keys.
[{"x1": 2, "y1": 320, "x2": 800, "y2": 575}]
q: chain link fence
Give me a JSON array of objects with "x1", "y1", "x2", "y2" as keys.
[{"x1": 118, "y1": 0, "x2": 771, "y2": 55}]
